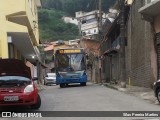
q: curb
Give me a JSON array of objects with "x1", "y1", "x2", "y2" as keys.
[
  {"x1": 36, "y1": 85, "x2": 46, "y2": 91},
  {"x1": 104, "y1": 83, "x2": 159, "y2": 104},
  {"x1": 105, "y1": 83, "x2": 118, "y2": 90}
]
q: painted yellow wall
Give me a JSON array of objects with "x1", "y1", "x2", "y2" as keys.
[
  {"x1": 0, "y1": 0, "x2": 25, "y2": 16},
  {"x1": 0, "y1": 19, "x2": 27, "y2": 59},
  {"x1": 25, "y1": 0, "x2": 39, "y2": 45},
  {"x1": 0, "y1": 31, "x2": 8, "y2": 58},
  {"x1": 1, "y1": 0, "x2": 39, "y2": 39},
  {"x1": 0, "y1": 13, "x2": 9, "y2": 58},
  {"x1": 0, "y1": 0, "x2": 40, "y2": 58}
]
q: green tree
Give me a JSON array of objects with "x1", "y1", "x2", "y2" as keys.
[
  {"x1": 41, "y1": 0, "x2": 116, "y2": 16},
  {"x1": 39, "y1": 0, "x2": 117, "y2": 41},
  {"x1": 38, "y1": 9, "x2": 79, "y2": 42},
  {"x1": 38, "y1": 10, "x2": 50, "y2": 23}
]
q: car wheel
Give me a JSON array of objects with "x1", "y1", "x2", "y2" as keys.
[
  {"x1": 157, "y1": 89, "x2": 160, "y2": 103},
  {"x1": 30, "y1": 94, "x2": 41, "y2": 109},
  {"x1": 60, "y1": 83, "x2": 65, "y2": 88}
]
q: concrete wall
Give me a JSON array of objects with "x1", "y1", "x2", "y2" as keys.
[
  {"x1": 126, "y1": 0, "x2": 155, "y2": 87},
  {"x1": 83, "y1": 39, "x2": 100, "y2": 56},
  {"x1": 112, "y1": 53, "x2": 120, "y2": 81},
  {"x1": 101, "y1": 39, "x2": 111, "y2": 82},
  {"x1": 154, "y1": 15, "x2": 160, "y2": 33}
]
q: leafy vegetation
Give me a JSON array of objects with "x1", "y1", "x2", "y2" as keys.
[
  {"x1": 38, "y1": 0, "x2": 116, "y2": 42},
  {"x1": 41, "y1": 0, "x2": 116, "y2": 16},
  {"x1": 38, "y1": 9, "x2": 79, "y2": 42}
]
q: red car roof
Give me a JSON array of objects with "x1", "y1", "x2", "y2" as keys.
[{"x1": 0, "y1": 59, "x2": 31, "y2": 78}]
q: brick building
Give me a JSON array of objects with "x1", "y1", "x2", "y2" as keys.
[
  {"x1": 126, "y1": 0, "x2": 154, "y2": 87},
  {"x1": 101, "y1": 0, "x2": 157, "y2": 87}
]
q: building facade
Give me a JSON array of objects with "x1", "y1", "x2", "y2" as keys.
[
  {"x1": 62, "y1": 17, "x2": 78, "y2": 25},
  {"x1": 139, "y1": 0, "x2": 160, "y2": 83},
  {"x1": 75, "y1": 10, "x2": 107, "y2": 39},
  {"x1": 101, "y1": 6, "x2": 120, "y2": 83},
  {"x1": 0, "y1": 0, "x2": 45, "y2": 83},
  {"x1": 125, "y1": 0, "x2": 154, "y2": 87},
  {"x1": 0, "y1": 0, "x2": 41, "y2": 61},
  {"x1": 101, "y1": 0, "x2": 157, "y2": 87}
]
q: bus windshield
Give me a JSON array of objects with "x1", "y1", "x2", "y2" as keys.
[{"x1": 56, "y1": 53, "x2": 85, "y2": 72}]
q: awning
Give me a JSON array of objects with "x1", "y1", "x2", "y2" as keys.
[{"x1": 103, "y1": 48, "x2": 118, "y2": 56}]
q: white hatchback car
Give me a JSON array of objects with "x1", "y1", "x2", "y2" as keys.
[{"x1": 45, "y1": 73, "x2": 56, "y2": 85}]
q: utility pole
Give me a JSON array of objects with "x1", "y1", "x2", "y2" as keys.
[
  {"x1": 119, "y1": 0, "x2": 126, "y2": 88},
  {"x1": 98, "y1": 0, "x2": 102, "y2": 84},
  {"x1": 99, "y1": 0, "x2": 102, "y2": 31},
  {"x1": 78, "y1": 20, "x2": 83, "y2": 48}
]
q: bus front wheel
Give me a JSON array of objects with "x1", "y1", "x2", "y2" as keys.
[
  {"x1": 80, "y1": 82, "x2": 86, "y2": 86},
  {"x1": 60, "y1": 83, "x2": 65, "y2": 88}
]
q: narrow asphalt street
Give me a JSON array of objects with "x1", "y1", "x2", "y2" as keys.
[
  {"x1": 1, "y1": 82, "x2": 160, "y2": 120},
  {"x1": 39, "y1": 82, "x2": 160, "y2": 111}
]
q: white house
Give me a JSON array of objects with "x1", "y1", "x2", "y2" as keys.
[
  {"x1": 75, "y1": 10, "x2": 108, "y2": 38},
  {"x1": 62, "y1": 16, "x2": 78, "y2": 25}
]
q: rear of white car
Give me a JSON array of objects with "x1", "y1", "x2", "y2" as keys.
[{"x1": 45, "y1": 73, "x2": 56, "y2": 85}]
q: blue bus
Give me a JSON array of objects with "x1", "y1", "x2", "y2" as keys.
[{"x1": 55, "y1": 48, "x2": 87, "y2": 88}]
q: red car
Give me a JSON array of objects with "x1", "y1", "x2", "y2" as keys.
[{"x1": 0, "y1": 59, "x2": 41, "y2": 109}]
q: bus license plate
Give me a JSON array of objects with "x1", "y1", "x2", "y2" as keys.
[{"x1": 4, "y1": 96, "x2": 19, "y2": 101}]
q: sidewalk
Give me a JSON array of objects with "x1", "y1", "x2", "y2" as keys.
[
  {"x1": 34, "y1": 81, "x2": 46, "y2": 91},
  {"x1": 102, "y1": 83, "x2": 160, "y2": 105},
  {"x1": 36, "y1": 84, "x2": 46, "y2": 91}
]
